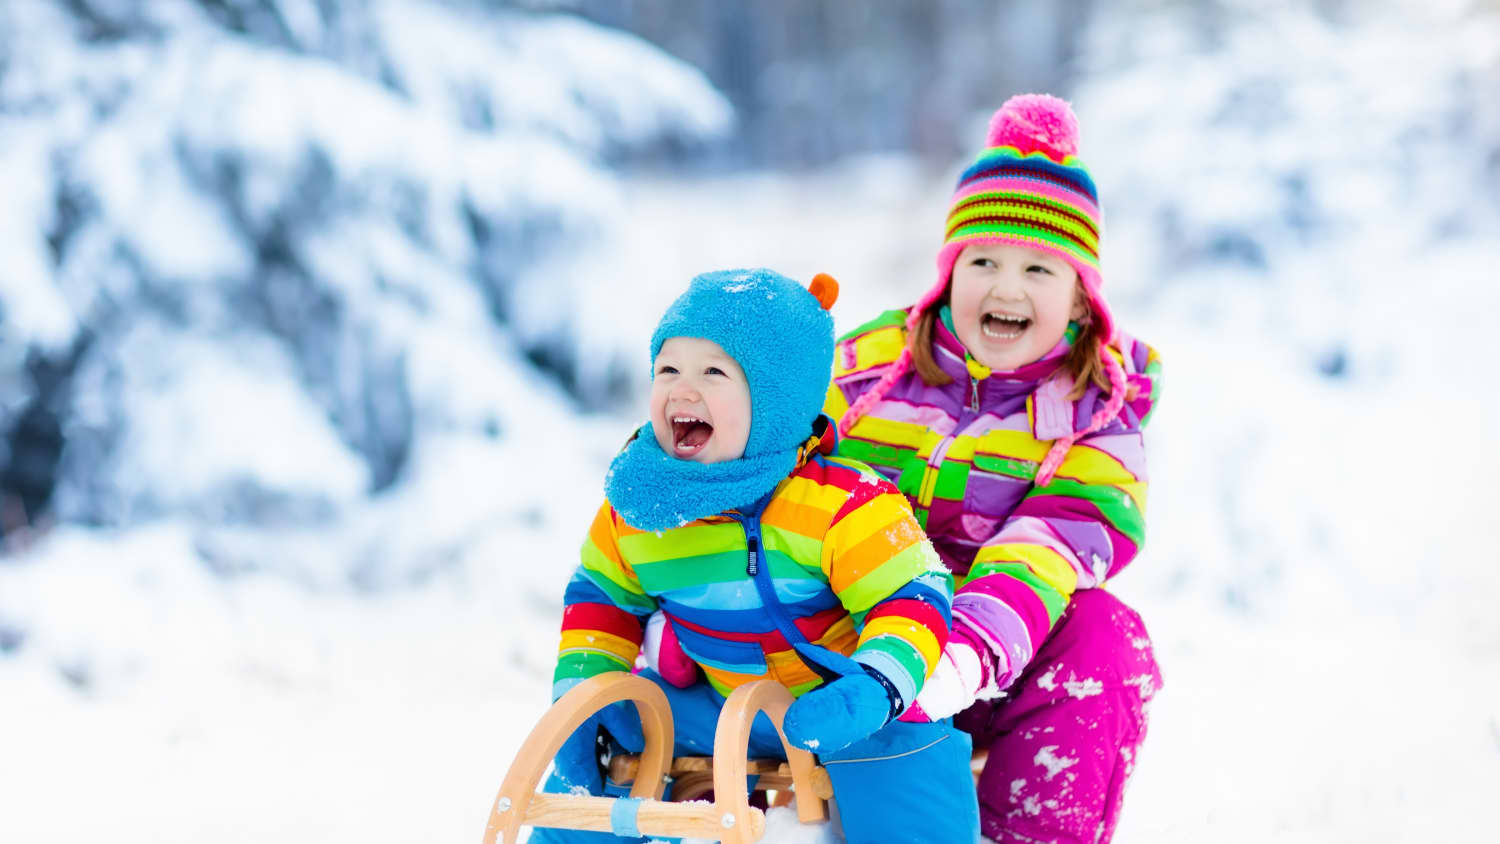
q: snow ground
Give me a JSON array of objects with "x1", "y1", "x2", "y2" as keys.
[{"x1": 5, "y1": 163, "x2": 1498, "y2": 843}]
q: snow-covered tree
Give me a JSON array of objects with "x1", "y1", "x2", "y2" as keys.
[{"x1": 0, "y1": 1, "x2": 731, "y2": 564}]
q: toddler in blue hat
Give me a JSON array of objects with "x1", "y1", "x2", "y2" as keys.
[{"x1": 533, "y1": 269, "x2": 980, "y2": 843}]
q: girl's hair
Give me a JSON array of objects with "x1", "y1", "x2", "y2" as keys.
[
  {"x1": 906, "y1": 287, "x2": 1113, "y2": 400},
  {"x1": 906, "y1": 302, "x2": 951, "y2": 387}
]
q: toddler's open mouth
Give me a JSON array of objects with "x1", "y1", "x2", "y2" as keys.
[
  {"x1": 670, "y1": 414, "x2": 714, "y2": 457},
  {"x1": 981, "y1": 312, "x2": 1031, "y2": 341}
]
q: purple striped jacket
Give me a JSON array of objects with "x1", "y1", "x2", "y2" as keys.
[{"x1": 825, "y1": 309, "x2": 1161, "y2": 688}]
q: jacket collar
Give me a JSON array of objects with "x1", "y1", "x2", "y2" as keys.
[
  {"x1": 915, "y1": 308, "x2": 1078, "y2": 438},
  {"x1": 717, "y1": 415, "x2": 835, "y2": 520}
]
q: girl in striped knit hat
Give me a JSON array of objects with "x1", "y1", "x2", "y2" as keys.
[{"x1": 823, "y1": 94, "x2": 1165, "y2": 843}]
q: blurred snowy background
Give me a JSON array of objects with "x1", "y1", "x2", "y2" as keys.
[{"x1": 2, "y1": 0, "x2": 1497, "y2": 841}]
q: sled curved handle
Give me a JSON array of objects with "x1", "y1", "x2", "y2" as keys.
[
  {"x1": 482, "y1": 673, "x2": 674, "y2": 844},
  {"x1": 713, "y1": 680, "x2": 828, "y2": 831}
]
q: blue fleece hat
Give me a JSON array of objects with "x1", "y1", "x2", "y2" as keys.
[
  {"x1": 650, "y1": 268, "x2": 836, "y2": 458},
  {"x1": 603, "y1": 269, "x2": 839, "y2": 531}
]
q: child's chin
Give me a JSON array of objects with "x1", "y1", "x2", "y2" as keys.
[{"x1": 974, "y1": 343, "x2": 1039, "y2": 371}]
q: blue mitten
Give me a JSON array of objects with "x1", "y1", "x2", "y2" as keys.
[
  {"x1": 550, "y1": 678, "x2": 647, "y2": 793},
  {"x1": 782, "y1": 644, "x2": 903, "y2": 755},
  {"x1": 597, "y1": 699, "x2": 646, "y2": 753},
  {"x1": 552, "y1": 715, "x2": 606, "y2": 794}
]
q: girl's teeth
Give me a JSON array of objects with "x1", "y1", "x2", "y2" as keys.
[{"x1": 982, "y1": 314, "x2": 1028, "y2": 339}]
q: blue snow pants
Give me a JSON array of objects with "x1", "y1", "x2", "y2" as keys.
[{"x1": 527, "y1": 669, "x2": 979, "y2": 844}]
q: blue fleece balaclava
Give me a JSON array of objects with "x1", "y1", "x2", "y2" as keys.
[{"x1": 605, "y1": 268, "x2": 838, "y2": 531}]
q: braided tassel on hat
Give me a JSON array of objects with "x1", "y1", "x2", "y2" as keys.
[{"x1": 838, "y1": 346, "x2": 912, "y2": 437}]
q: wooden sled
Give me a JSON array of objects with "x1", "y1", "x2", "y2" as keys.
[{"x1": 482, "y1": 673, "x2": 830, "y2": 844}]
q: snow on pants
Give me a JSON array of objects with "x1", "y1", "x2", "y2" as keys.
[
  {"x1": 528, "y1": 668, "x2": 979, "y2": 843},
  {"x1": 954, "y1": 589, "x2": 1162, "y2": 844}
]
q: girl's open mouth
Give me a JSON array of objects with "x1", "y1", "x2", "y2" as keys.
[
  {"x1": 670, "y1": 415, "x2": 714, "y2": 456},
  {"x1": 981, "y1": 312, "x2": 1030, "y2": 341}
]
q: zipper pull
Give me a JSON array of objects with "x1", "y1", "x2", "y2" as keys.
[
  {"x1": 970, "y1": 377, "x2": 980, "y2": 412},
  {"x1": 746, "y1": 536, "x2": 759, "y2": 576}
]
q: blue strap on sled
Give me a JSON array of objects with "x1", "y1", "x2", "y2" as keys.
[{"x1": 608, "y1": 797, "x2": 643, "y2": 838}]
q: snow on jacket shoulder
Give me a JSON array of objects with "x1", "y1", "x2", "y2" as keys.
[
  {"x1": 553, "y1": 420, "x2": 954, "y2": 707},
  {"x1": 825, "y1": 309, "x2": 1160, "y2": 687}
]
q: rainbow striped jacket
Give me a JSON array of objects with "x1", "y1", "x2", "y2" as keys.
[
  {"x1": 825, "y1": 310, "x2": 1160, "y2": 688},
  {"x1": 554, "y1": 421, "x2": 954, "y2": 706}
]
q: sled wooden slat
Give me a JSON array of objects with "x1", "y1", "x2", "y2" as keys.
[
  {"x1": 609, "y1": 755, "x2": 835, "y2": 802},
  {"x1": 610, "y1": 755, "x2": 782, "y2": 777},
  {"x1": 520, "y1": 793, "x2": 765, "y2": 840}
]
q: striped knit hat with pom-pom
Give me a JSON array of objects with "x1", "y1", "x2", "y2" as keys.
[{"x1": 838, "y1": 93, "x2": 1128, "y2": 487}]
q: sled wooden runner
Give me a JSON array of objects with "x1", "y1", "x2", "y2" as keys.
[{"x1": 482, "y1": 673, "x2": 829, "y2": 844}]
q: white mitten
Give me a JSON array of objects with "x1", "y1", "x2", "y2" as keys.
[
  {"x1": 901, "y1": 607, "x2": 1010, "y2": 722},
  {"x1": 902, "y1": 640, "x2": 988, "y2": 721}
]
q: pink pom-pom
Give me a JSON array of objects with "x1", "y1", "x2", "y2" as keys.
[{"x1": 986, "y1": 93, "x2": 1080, "y2": 160}]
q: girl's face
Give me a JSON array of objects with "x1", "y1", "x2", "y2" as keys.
[
  {"x1": 949, "y1": 243, "x2": 1085, "y2": 372},
  {"x1": 650, "y1": 337, "x2": 752, "y2": 463}
]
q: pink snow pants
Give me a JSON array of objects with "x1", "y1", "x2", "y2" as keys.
[{"x1": 953, "y1": 589, "x2": 1162, "y2": 844}]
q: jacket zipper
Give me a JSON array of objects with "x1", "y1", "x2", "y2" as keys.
[
  {"x1": 730, "y1": 498, "x2": 846, "y2": 686},
  {"x1": 917, "y1": 377, "x2": 977, "y2": 512},
  {"x1": 728, "y1": 501, "x2": 768, "y2": 579}
]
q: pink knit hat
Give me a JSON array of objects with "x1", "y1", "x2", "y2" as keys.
[{"x1": 839, "y1": 94, "x2": 1127, "y2": 486}]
